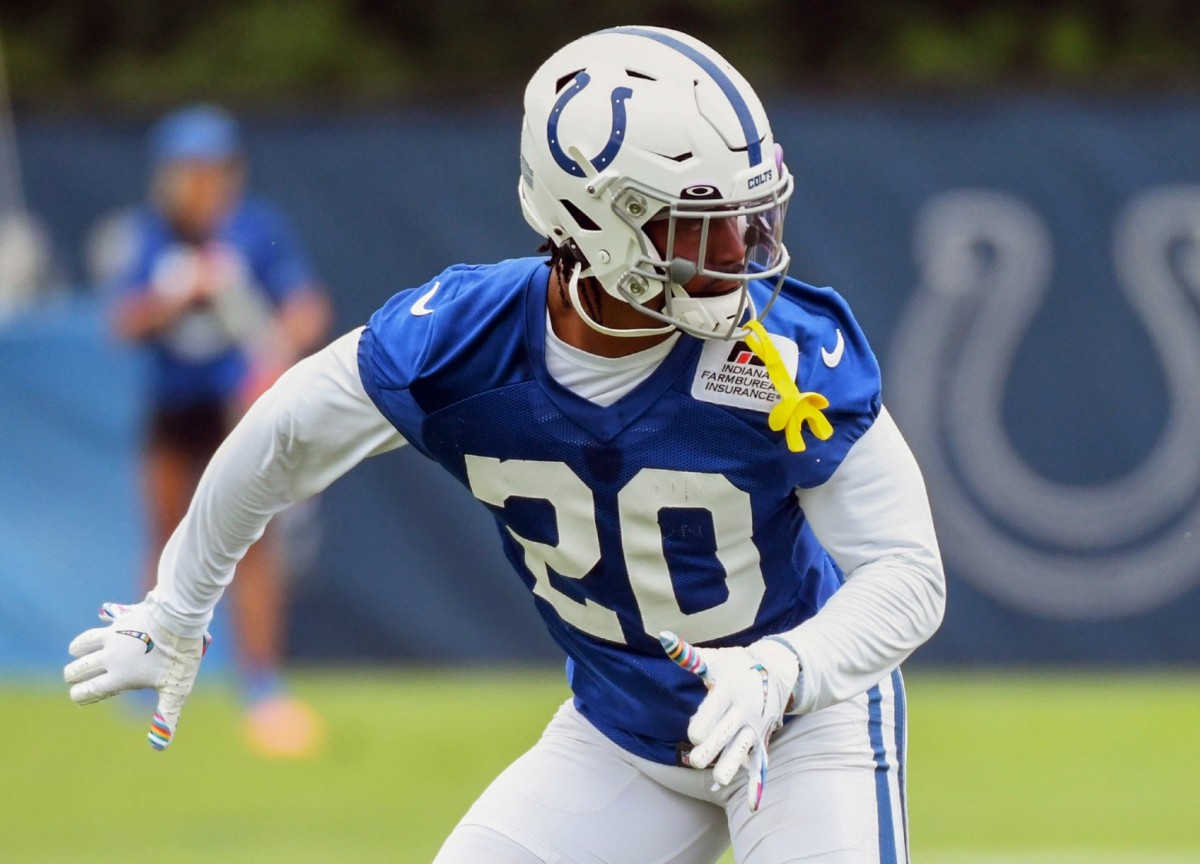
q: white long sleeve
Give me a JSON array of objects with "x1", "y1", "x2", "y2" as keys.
[
  {"x1": 782, "y1": 407, "x2": 945, "y2": 714},
  {"x1": 148, "y1": 328, "x2": 405, "y2": 638}
]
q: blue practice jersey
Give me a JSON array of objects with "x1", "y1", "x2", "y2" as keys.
[
  {"x1": 358, "y1": 257, "x2": 881, "y2": 764},
  {"x1": 120, "y1": 198, "x2": 317, "y2": 409}
]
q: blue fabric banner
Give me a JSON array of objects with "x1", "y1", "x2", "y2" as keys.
[{"x1": 3, "y1": 96, "x2": 1199, "y2": 670}]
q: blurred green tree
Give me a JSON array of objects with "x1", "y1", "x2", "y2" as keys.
[{"x1": 2, "y1": 0, "x2": 1199, "y2": 108}]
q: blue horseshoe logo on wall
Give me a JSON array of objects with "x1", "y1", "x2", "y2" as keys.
[{"x1": 548, "y1": 71, "x2": 633, "y2": 177}]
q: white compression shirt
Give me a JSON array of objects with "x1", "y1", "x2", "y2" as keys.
[
  {"x1": 148, "y1": 327, "x2": 943, "y2": 716},
  {"x1": 544, "y1": 312, "x2": 680, "y2": 406}
]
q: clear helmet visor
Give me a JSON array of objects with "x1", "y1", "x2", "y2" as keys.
[
  {"x1": 621, "y1": 171, "x2": 794, "y2": 339},
  {"x1": 664, "y1": 188, "x2": 789, "y2": 283}
]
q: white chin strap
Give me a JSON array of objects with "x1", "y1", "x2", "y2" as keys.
[
  {"x1": 566, "y1": 262, "x2": 676, "y2": 339},
  {"x1": 667, "y1": 284, "x2": 748, "y2": 338}
]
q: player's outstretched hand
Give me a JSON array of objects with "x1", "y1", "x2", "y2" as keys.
[
  {"x1": 660, "y1": 631, "x2": 799, "y2": 812},
  {"x1": 64, "y1": 601, "x2": 211, "y2": 751}
]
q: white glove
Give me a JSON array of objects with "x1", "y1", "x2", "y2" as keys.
[
  {"x1": 64, "y1": 601, "x2": 211, "y2": 750},
  {"x1": 660, "y1": 631, "x2": 799, "y2": 812}
]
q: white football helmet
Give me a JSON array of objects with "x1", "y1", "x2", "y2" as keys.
[{"x1": 520, "y1": 26, "x2": 793, "y2": 340}]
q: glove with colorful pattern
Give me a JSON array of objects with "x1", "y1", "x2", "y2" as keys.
[
  {"x1": 64, "y1": 601, "x2": 211, "y2": 750},
  {"x1": 661, "y1": 631, "x2": 799, "y2": 812}
]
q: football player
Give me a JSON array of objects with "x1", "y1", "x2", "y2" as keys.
[
  {"x1": 107, "y1": 104, "x2": 332, "y2": 756},
  {"x1": 67, "y1": 27, "x2": 944, "y2": 863}
]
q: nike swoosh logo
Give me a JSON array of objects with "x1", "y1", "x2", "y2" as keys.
[
  {"x1": 410, "y1": 282, "x2": 441, "y2": 316},
  {"x1": 116, "y1": 630, "x2": 155, "y2": 654},
  {"x1": 821, "y1": 329, "x2": 845, "y2": 368}
]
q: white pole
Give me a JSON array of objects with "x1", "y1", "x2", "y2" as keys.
[
  {"x1": 0, "y1": 25, "x2": 25, "y2": 216},
  {"x1": 0, "y1": 24, "x2": 48, "y2": 317}
]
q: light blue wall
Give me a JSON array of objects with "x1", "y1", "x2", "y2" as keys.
[{"x1": 0, "y1": 302, "x2": 146, "y2": 669}]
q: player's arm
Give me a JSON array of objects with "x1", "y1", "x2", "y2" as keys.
[
  {"x1": 151, "y1": 326, "x2": 403, "y2": 635},
  {"x1": 111, "y1": 282, "x2": 194, "y2": 340},
  {"x1": 249, "y1": 202, "x2": 334, "y2": 364},
  {"x1": 275, "y1": 286, "x2": 333, "y2": 359},
  {"x1": 781, "y1": 405, "x2": 945, "y2": 714},
  {"x1": 109, "y1": 219, "x2": 207, "y2": 342},
  {"x1": 664, "y1": 407, "x2": 944, "y2": 809},
  {"x1": 237, "y1": 286, "x2": 334, "y2": 407},
  {"x1": 65, "y1": 327, "x2": 405, "y2": 745}
]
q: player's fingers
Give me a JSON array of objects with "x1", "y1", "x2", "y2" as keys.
[
  {"x1": 688, "y1": 703, "x2": 740, "y2": 770},
  {"x1": 67, "y1": 627, "x2": 108, "y2": 658},
  {"x1": 712, "y1": 725, "x2": 756, "y2": 788},
  {"x1": 659, "y1": 631, "x2": 709, "y2": 680},
  {"x1": 688, "y1": 689, "x2": 731, "y2": 748},
  {"x1": 746, "y1": 733, "x2": 770, "y2": 812},
  {"x1": 68, "y1": 672, "x2": 121, "y2": 705},
  {"x1": 148, "y1": 691, "x2": 187, "y2": 751},
  {"x1": 63, "y1": 652, "x2": 107, "y2": 685},
  {"x1": 98, "y1": 601, "x2": 133, "y2": 623},
  {"x1": 147, "y1": 710, "x2": 175, "y2": 751}
]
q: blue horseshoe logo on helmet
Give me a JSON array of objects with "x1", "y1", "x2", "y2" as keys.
[{"x1": 547, "y1": 71, "x2": 634, "y2": 177}]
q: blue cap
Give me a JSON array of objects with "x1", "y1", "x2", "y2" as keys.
[{"x1": 150, "y1": 104, "x2": 241, "y2": 164}]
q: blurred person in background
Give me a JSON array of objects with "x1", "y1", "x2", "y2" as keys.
[
  {"x1": 108, "y1": 103, "x2": 332, "y2": 757},
  {"x1": 67, "y1": 29, "x2": 943, "y2": 862}
]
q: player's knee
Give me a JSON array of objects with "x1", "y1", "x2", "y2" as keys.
[{"x1": 433, "y1": 823, "x2": 546, "y2": 864}]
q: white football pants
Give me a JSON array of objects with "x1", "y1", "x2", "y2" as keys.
[{"x1": 433, "y1": 669, "x2": 908, "y2": 864}]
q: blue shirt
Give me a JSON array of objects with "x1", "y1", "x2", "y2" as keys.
[
  {"x1": 120, "y1": 198, "x2": 316, "y2": 409},
  {"x1": 357, "y1": 257, "x2": 881, "y2": 763}
]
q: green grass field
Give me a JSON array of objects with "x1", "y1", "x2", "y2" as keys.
[{"x1": 2, "y1": 669, "x2": 1198, "y2": 863}]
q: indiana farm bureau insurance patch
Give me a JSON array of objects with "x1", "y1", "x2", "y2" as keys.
[{"x1": 690, "y1": 331, "x2": 799, "y2": 413}]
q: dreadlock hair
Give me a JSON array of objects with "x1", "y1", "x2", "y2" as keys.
[{"x1": 539, "y1": 238, "x2": 605, "y2": 326}]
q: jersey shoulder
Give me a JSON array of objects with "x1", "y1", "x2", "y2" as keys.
[
  {"x1": 221, "y1": 199, "x2": 321, "y2": 300},
  {"x1": 358, "y1": 256, "x2": 544, "y2": 408},
  {"x1": 226, "y1": 197, "x2": 292, "y2": 235},
  {"x1": 772, "y1": 271, "x2": 878, "y2": 369},
  {"x1": 767, "y1": 276, "x2": 879, "y2": 392},
  {"x1": 759, "y1": 276, "x2": 882, "y2": 484}
]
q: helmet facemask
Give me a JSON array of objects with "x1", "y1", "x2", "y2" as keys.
[{"x1": 616, "y1": 172, "x2": 793, "y2": 340}]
